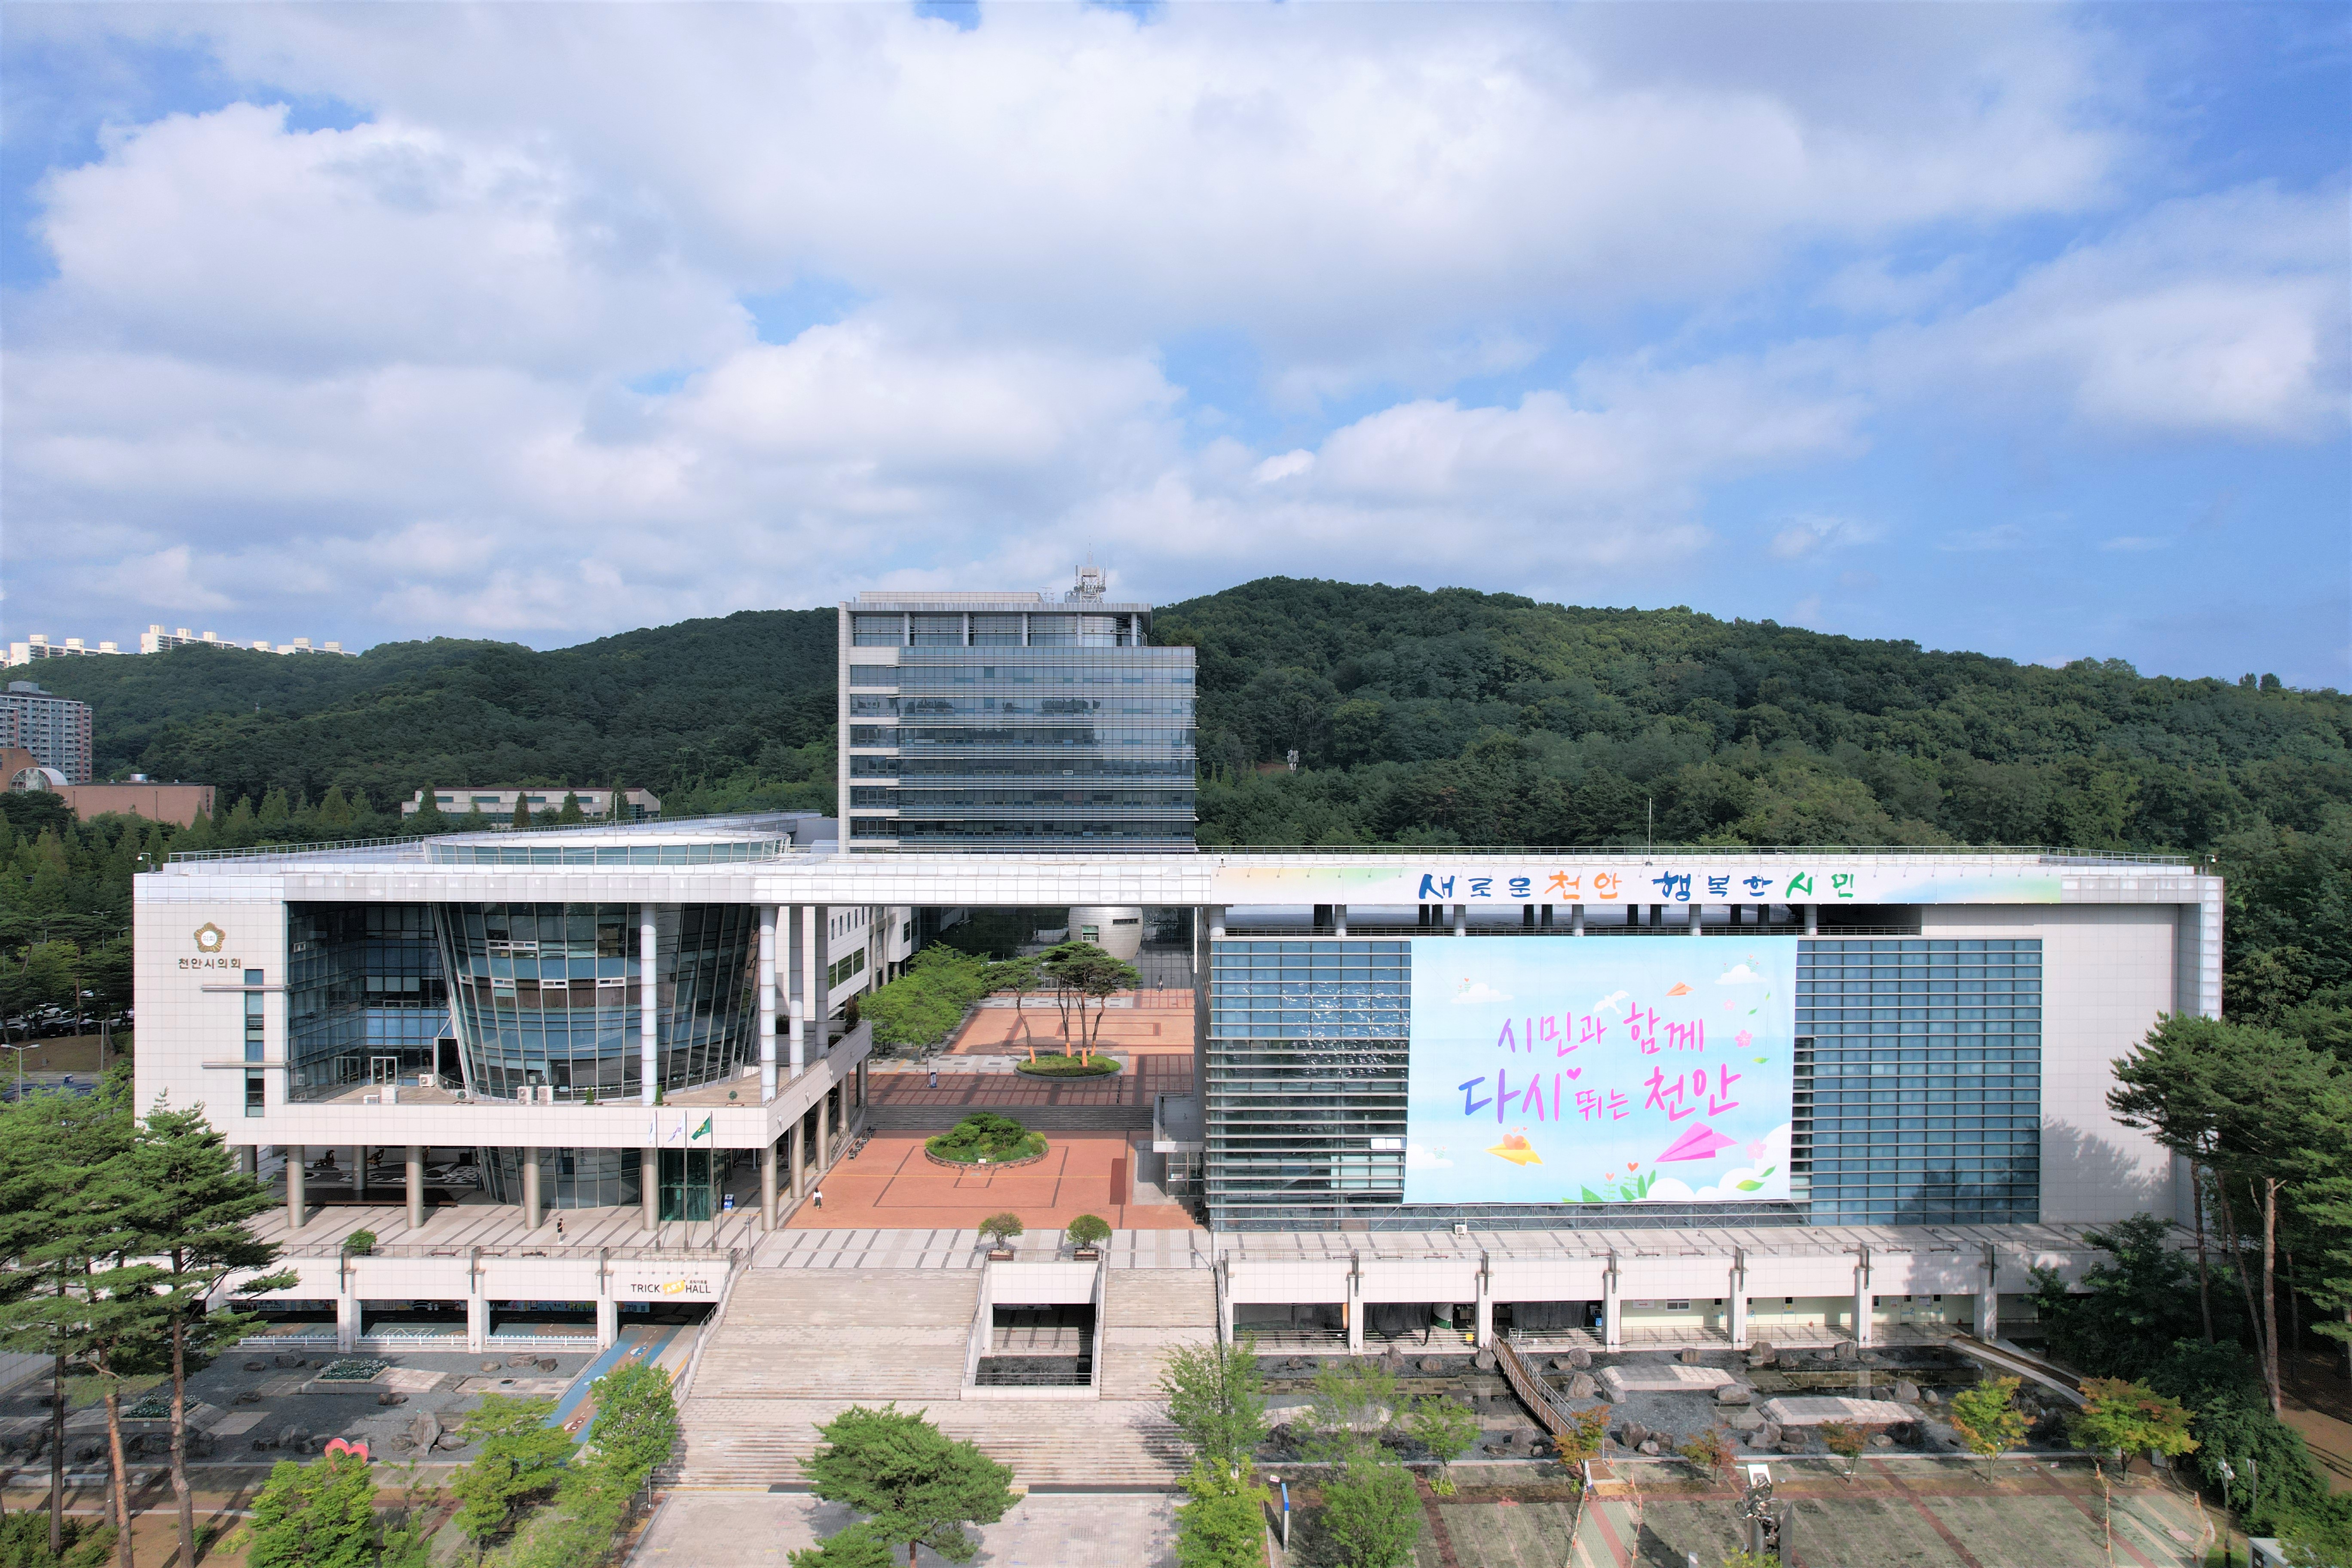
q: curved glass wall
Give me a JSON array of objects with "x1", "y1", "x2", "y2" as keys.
[
  {"x1": 433, "y1": 903, "x2": 758, "y2": 1101},
  {"x1": 284, "y1": 904, "x2": 448, "y2": 1101}
]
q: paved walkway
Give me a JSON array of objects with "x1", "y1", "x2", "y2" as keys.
[
  {"x1": 634, "y1": 1489, "x2": 1179, "y2": 1567},
  {"x1": 782, "y1": 1132, "x2": 1199, "y2": 1232}
]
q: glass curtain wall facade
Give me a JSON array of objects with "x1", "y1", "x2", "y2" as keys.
[
  {"x1": 1202, "y1": 937, "x2": 2043, "y2": 1231},
  {"x1": 481, "y1": 1147, "x2": 643, "y2": 1210},
  {"x1": 434, "y1": 903, "x2": 758, "y2": 1100},
  {"x1": 285, "y1": 905, "x2": 447, "y2": 1100},
  {"x1": 843, "y1": 597, "x2": 1196, "y2": 848}
]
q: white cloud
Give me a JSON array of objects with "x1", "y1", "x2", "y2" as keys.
[
  {"x1": 1768, "y1": 513, "x2": 1880, "y2": 560},
  {"x1": 1715, "y1": 964, "x2": 1766, "y2": 985},
  {"x1": 1449, "y1": 981, "x2": 1513, "y2": 1007}
]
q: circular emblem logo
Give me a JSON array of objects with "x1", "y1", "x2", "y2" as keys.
[{"x1": 193, "y1": 923, "x2": 226, "y2": 954}]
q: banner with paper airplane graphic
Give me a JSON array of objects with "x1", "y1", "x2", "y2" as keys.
[{"x1": 1403, "y1": 936, "x2": 1798, "y2": 1205}]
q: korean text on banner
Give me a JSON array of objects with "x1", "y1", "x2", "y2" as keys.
[{"x1": 1403, "y1": 936, "x2": 1798, "y2": 1206}]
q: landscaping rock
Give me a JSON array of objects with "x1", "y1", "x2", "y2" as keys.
[
  {"x1": 1895, "y1": 1380, "x2": 1921, "y2": 1404},
  {"x1": 1834, "y1": 1340, "x2": 1858, "y2": 1360},
  {"x1": 1418, "y1": 1358, "x2": 1445, "y2": 1374},
  {"x1": 536, "y1": 1357, "x2": 558, "y2": 1373},
  {"x1": 376, "y1": 1391, "x2": 406, "y2": 1406},
  {"x1": 276, "y1": 1424, "x2": 311, "y2": 1453},
  {"x1": 233, "y1": 1391, "x2": 262, "y2": 1406},
  {"x1": 1749, "y1": 1341, "x2": 1775, "y2": 1359},
  {"x1": 1637, "y1": 1437, "x2": 1662, "y2": 1455},
  {"x1": 1473, "y1": 1349, "x2": 1495, "y2": 1372},
  {"x1": 481, "y1": 1361, "x2": 501, "y2": 1373},
  {"x1": 1871, "y1": 1434, "x2": 1896, "y2": 1449},
  {"x1": 1618, "y1": 1422, "x2": 1649, "y2": 1449},
  {"x1": 1565, "y1": 1372, "x2": 1597, "y2": 1400},
  {"x1": 1714, "y1": 1383, "x2": 1752, "y2": 1406},
  {"x1": 1778, "y1": 1438, "x2": 1809, "y2": 1454},
  {"x1": 272, "y1": 1354, "x2": 305, "y2": 1369},
  {"x1": 1727, "y1": 1410, "x2": 1765, "y2": 1431},
  {"x1": 1757, "y1": 1423, "x2": 1782, "y2": 1449},
  {"x1": 243, "y1": 1360, "x2": 266, "y2": 1372},
  {"x1": 1564, "y1": 1348, "x2": 1592, "y2": 1369},
  {"x1": 506, "y1": 1353, "x2": 538, "y2": 1368},
  {"x1": 434, "y1": 1429, "x2": 467, "y2": 1451}
]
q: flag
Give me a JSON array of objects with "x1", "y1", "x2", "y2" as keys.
[
  {"x1": 692, "y1": 1115, "x2": 712, "y2": 1142},
  {"x1": 666, "y1": 1118, "x2": 683, "y2": 1145}
]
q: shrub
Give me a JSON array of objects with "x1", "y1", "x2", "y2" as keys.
[
  {"x1": 1318, "y1": 1444, "x2": 1421, "y2": 1568},
  {"x1": 979, "y1": 1212, "x2": 1024, "y2": 1246},
  {"x1": 1678, "y1": 1427, "x2": 1735, "y2": 1478},
  {"x1": 1066, "y1": 1213, "x2": 1112, "y2": 1249},
  {"x1": 1175, "y1": 1460, "x2": 1272, "y2": 1568},
  {"x1": 342, "y1": 1228, "x2": 377, "y2": 1256},
  {"x1": 926, "y1": 1113, "x2": 1043, "y2": 1164},
  {"x1": 1014, "y1": 1055, "x2": 1121, "y2": 1077}
]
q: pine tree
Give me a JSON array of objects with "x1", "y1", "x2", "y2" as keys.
[
  {"x1": 511, "y1": 796, "x2": 531, "y2": 830},
  {"x1": 557, "y1": 792, "x2": 586, "y2": 825},
  {"x1": 802, "y1": 1403, "x2": 1017, "y2": 1566},
  {"x1": 316, "y1": 784, "x2": 353, "y2": 831},
  {"x1": 247, "y1": 1451, "x2": 378, "y2": 1568},
  {"x1": 129, "y1": 1102, "x2": 295, "y2": 1567},
  {"x1": 257, "y1": 787, "x2": 291, "y2": 829},
  {"x1": 219, "y1": 797, "x2": 259, "y2": 847}
]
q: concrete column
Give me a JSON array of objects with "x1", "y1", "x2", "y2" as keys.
[
  {"x1": 1978, "y1": 1245, "x2": 2002, "y2": 1340},
  {"x1": 817, "y1": 1089, "x2": 833, "y2": 1170},
  {"x1": 802, "y1": 904, "x2": 823, "y2": 1059},
  {"x1": 640, "y1": 1148, "x2": 659, "y2": 1231},
  {"x1": 758, "y1": 906, "x2": 779, "y2": 1101},
  {"x1": 337, "y1": 1290, "x2": 359, "y2": 1353},
  {"x1": 1451, "y1": 904, "x2": 1467, "y2": 937},
  {"x1": 1207, "y1": 905, "x2": 1227, "y2": 939},
  {"x1": 786, "y1": 906, "x2": 806, "y2": 1077},
  {"x1": 759, "y1": 1139, "x2": 780, "y2": 1231},
  {"x1": 285, "y1": 1145, "x2": 306, "y2": 1229},
  {"x1": 638, "y1": 904, "x2": 659, "y2": 1105},
  {"x1": 1804, "y1": 903, "x2": 1819, "y2": 936},
  {"x1": 238, "y1": 1146, "x2": 257, "y2": 1176},
  {"x1": 1728, "y1": 1267, "x2": 1750, "y2": 1350},
  {"x1": 405, "y1": 1145, "x2": 425, "y2": 1231},
  {"x1": 596, "y1": 1297, "x2": 618, "y2": 1350},
  {"x1": 1854, "y1": 1274, "x2": 1873, "y2": 1348},
  {"x1": 1346, "y1": 1269, "x2": 1364, "y2": 1354},
  {"x1": 787, "y1": 1118, "x2": 805, "y2": 1200},
  {"x1": 1602, "y1": 1260, "x2": 1623, "y2": 1351},
  {"x1": 1571, "y1": 904, "x2": 1586, "y2": 936},
  {"x1": 1474, "y1": 1266, "x2": 1494, "y2": 1350},
  {"x1": 1332, "y1": 903, "x2": 1348, "y2": 937},
  {"x1": 1689, "y1": 903, "x2": 1703, "y2": 936},
  {"x1": 466, "y1": 1292, "x2": 489, "y2": 1354},
  {"x1": 853, "y1": 1061, "x2": 869, "y2": 1134},
  {"x1": 522, "y1": 1148, "x2": 542, "y2": 1231},
  {"x1": 354, "y1": 1145, "x2": 367, "y2": 1203},
  {"x1": 1218, "y1": 1283, "x2": 1234, "y2": 1344}
]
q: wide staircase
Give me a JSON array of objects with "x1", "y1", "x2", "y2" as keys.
[
  {"x1": 676, "y1": 1264, "x2": 1203, "y2": 1488},
  {"x1": 1096, "y1": 1268, "x2": 1218, "y2": 1400}
]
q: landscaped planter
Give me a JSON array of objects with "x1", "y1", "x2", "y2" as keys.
[
  {"x1": 925, "y1": 1145, "x2": 1051, "y2": 1172},
  {"x1": 1014, "y1": 1056, "x2": 1122, "y2": 1078}
]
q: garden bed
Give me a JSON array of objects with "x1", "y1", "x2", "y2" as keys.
[
  {"x1": 924, "y1": 1111, "x2": 1049, "y2": 1168},
  {"x1": 1013, "y1": 1054, "x2": 1122, "y2": 1078}
]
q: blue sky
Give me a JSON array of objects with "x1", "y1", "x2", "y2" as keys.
[{"x1": 3, "y1": 3, "x2": 2345, "y2": 685}]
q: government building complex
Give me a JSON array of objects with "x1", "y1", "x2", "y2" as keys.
[{"x1": 128, "y1": 583, "x2": 2221, "y2": 1485}]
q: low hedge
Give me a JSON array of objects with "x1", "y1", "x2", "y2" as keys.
[{"x1": 1014, "y1": 1054, "x2": 1122, "y2": 1078}]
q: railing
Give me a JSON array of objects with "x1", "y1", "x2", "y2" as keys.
[
  {"x1": 1204, "y1": 845, "x2": 2205, "y2": 867},
  {"x1": 1494, "y1": 1339, "x2": 1586, "y2": 1445}
]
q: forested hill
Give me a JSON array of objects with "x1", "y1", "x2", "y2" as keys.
[
  {"x1": 1158, "y1": 579, "x2": 2352, "y2": 853},
  {"x1": 27, "y1": 609, "x2": 840, "y2": 816}
]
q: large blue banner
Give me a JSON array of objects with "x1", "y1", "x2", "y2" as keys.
[{"x1": 1403, "y1": 937, "x2": 1798, "y2": 1205}]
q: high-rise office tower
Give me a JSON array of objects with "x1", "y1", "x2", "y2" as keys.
[{"x1": 838, "y1": 568, "x2": 1197, "y2": 849}]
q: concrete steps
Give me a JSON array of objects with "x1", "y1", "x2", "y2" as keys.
[
  {"x1": 677, "y1": 1398, "x2": 1188, "y2": 1489},
  {"x1": 689, "y1": 1270, "x2": 977, "y2": 1401},
  {"x1": 1096, "y1": 1268, "x2": 1218, "y2": 1401}
]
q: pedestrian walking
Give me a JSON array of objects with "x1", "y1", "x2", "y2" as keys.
[
  {"x1": 814, "y1": 1187, "x2": 824, "y2": 1211},
  {"x1": 554, "y1": 1216, "x2": 564, "y2": 1240}
]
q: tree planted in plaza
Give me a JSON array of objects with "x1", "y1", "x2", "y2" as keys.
[
  {"x1": 127, "y1": 1100, "x2": 294, "y2": 1568},
  {"x1": 451, "y1": 1395, "x2": 574, "y2": 1547},
  {"x1": 1173, "y1": 1459, "x2": 1271, "y2": 1568},
  {"x1": 1306, "y1": 1358, "x2": 1398, "y2": 1456},
  {"x1": 1316, "y1": 1444, "x2": 1421, "y2": 1568},
  {"x1": 1948, "y1": 1376, "x2": 2029, "y2": 1482},
  {"x1": 247, "y1": 1451, "x2": 379, "y2": 1568},
  {"x1": 584, "y1": 1360, "x2": 680, "y2": 1477},
  {"x1": 2068, "y1": 1378, "x2": 2197, "y2": 1476},
  {"x1": 1156, "y1": 1334, "x2": 1269, "y2": 1469},
  {"x1": 1405, "y1": 1394, "x2": 1479, "y2": 1494},
  {"x1": 801, "y1": 1403, "x2": 1017, "y2": 1567}
]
